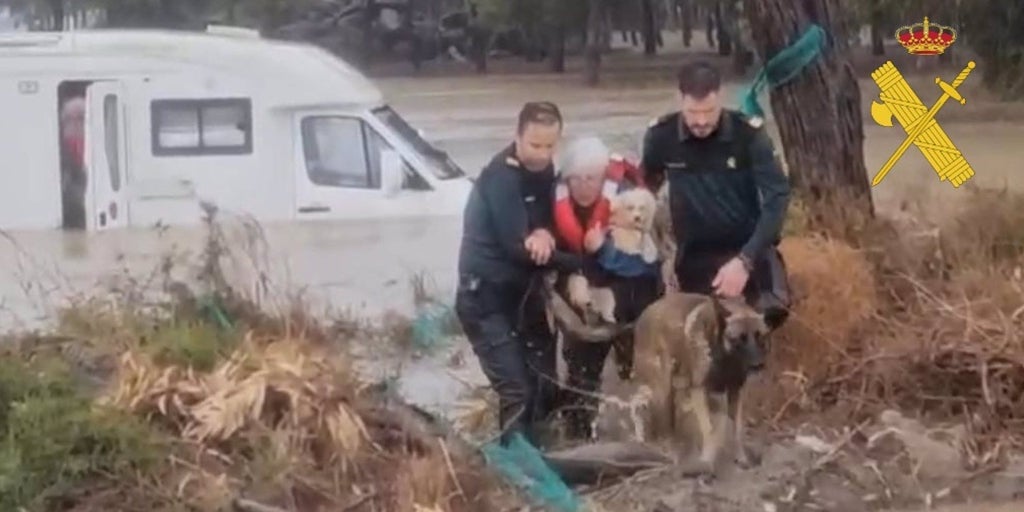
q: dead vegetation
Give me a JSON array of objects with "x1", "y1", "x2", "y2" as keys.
[
  {"x1": 5, "y1": 185, "x2": 1024, "y2": 511},
  {"x1": 0, "y1": 208, "x2": 517, "y2": 512},
  {"x1": 751, "y1": 188, "x2": 1024, "y2": 466}
]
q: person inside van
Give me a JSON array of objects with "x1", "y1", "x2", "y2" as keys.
[
  {"x1": 454, "y1": 101, "x2": 582, "y2": 447},
  {"x1": 60, "y1": 96, "x2": 87, "y2": 229}
]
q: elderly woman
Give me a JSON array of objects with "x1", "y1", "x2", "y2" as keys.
[{"x1": 552, "y1": 136, "x2": 661, "y2": 440}]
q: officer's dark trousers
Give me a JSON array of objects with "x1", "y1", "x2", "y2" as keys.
[
  {"x1": 676, "y1": 246, "x2": 791, "y2": 329},
  {"x1": 561, "y1": 274, "x2": 661, "y2": 439},
  {"x1": 455, "y1": 275, "x2": 558, "y2": 446}
]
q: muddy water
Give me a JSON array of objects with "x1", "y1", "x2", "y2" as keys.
[
  {"x1": 0, "y1": 216, "x2": 462, "y2": 327},
  {"x1": 383, "y1": 75, "x2": 1024, "y2": 211}
]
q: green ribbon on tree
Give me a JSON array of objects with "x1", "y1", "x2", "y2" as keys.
[{"x1": 738, "y1": 24, "x2": 828, "y2": 118}]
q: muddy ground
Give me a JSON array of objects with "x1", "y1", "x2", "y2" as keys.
[{"x1": 366, "y1": 32, "x2": 1024, "y2": 512}]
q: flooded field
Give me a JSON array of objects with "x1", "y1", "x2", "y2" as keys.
[
  {"x1": 3, "y1": 58, "x2": 1024, "y2": 401},
  {"x1": 3, "y1": 53, "x2": 1022, "y2": 324},
  {"x1": 3, "y1": 43, "x2": 1024, "y2": 510}
]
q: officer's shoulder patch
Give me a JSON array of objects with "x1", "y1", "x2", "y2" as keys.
[
  {"x1": 746, "y1": 116, "x2": 765, "y2": 129},
  {"x1": 505, "y1": 156, "x2": 520, "y2": 168},
  {"x1": 647, "y1": 112, "x2": 675, "y2": 129}
]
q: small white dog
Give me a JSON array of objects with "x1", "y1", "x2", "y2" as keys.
[{"x1": 567, "y1": 187, "x2": 660, "y2": 324}]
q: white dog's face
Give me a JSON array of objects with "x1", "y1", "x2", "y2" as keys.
[{"x1": 610, "y1": 188, "x2": 658, "y2": 231}]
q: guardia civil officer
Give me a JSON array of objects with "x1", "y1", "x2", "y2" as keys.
[
  {"x1": 455, "y1": 101, "x2": 580, "y2": 446},
  {"x1": 642, "y1": 61, "x2": 792, "y2": 332}
]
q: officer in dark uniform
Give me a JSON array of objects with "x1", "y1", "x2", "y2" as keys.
[
  {"x1": 455, "y1": 101, "x2": 581, "y2": 446},
  {"x1": 642, "y1": 60, "x2": 791, "y2": 332}
]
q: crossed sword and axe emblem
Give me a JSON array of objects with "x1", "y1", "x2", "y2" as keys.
[{"x1": 869, "y1": 60, "x2": 977, "y2": 187}]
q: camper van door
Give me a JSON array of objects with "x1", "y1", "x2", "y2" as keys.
[{"x1": 83, "y1": 82, "x2": 129, "y2": 230}]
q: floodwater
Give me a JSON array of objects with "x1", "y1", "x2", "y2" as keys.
[{"x1": 3, "y1": 66, "x2": 1024, "y2": 430}]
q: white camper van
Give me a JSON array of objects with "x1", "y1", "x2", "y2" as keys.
[{"x1": 0, "y1": 26, "x2": 471, "y2": 231}]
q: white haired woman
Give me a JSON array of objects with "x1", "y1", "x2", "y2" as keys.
[{"x1": 552, "y1": 136, "x2": 661, "y2": 440}]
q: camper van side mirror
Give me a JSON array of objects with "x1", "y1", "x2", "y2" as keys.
[{"x1": 380, "y1": 149, "x2": 404, "y2": 197}]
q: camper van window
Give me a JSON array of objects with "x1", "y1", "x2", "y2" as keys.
[
  {"x1": 103, "y1": 95, "x2": 122, "y2": 192},
  {"x1": 151, "y1": 98, "x2": 252, "y2": 156},
  {"x1": 301, "y1": 116, "x2": 378, "y2": 189},
  {"x1": 364, "y1": 124, "x2": 431, "y2": 191},
  {"x1": 371, "y1": 106, "x2": 465, "y2": 180},
  {"x1": 300, "y1": 116, "x2": 428, "y2": 191}
]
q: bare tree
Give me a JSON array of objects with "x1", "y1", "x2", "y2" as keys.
[
  {"x1": 49, "y1": 0, "x2": 64, "y2": 30},
  {"x1": 584, "y1": 0, "x2": 606, "y2": 85},
  {"x1": 744, "y1": 0, "x2": 874, "y2": 227},
  {"x1": 641, "y1": 0, "x2": 657, "y2": 55},
  {"x1": 679, "y1": 0, "x2": 693, "y2": 47}
]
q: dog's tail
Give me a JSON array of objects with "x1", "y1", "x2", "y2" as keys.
[{"x1": 541, "y1": 273, "x2": 633, "y2": 343}]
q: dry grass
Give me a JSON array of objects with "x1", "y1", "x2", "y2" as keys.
[
  {"x1": 90, "y1": 328, "x2": 513, "y2": 512},
  {"x1": 745, "y1": 234, "x2": 879, "y2": 422},
  {"x1": 755, "y1": 187, "x2": 1024, "y2": 463},
  {"x1": 0, "y1": 206, "x2": 518, "y2": 512},
  {"x1": 10, "y1": 180, "x2": 1024, "y2": 511}
]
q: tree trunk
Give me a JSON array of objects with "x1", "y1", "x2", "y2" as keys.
[
  {"x1": 404, "y1": 0, "x2": 422, "y2": 72},
  {"x1": 715, "y1": 1, "x2": 732, "y2": 56},
  {"x1": 584, "y1": 0, "x2": 605, "y2": 86},
  {"x1": 470, "y1": 28, "x2": 489, "y2": 73},
  {"x1": 602, "y1": 9, "x2": 613, "y2": 51},
  {"x1": 869, "y1": 0, "x2": 885, "y2": 56},
  {"x1": 641, "y1": 0, "x2": 657, "y2": 56},
  {"x1": 680, "y1": 0, "x2": 693, "y2": 47},
  {"x1": 361, "y1": 0, "x2": 377, "y2": 68},
  {"x1": 705, "y1": 8, "x2": 716, "y2": 48},
  {"x1": 550, "y1": 25, "x2": 566, "y2": 72},
  {"x1": 725, "y1": 1, "x2": 748, "y2": 74},
  {"x1": 870, "y1": 23, "x2": 885, "y2": 55},
  {"x1": 743, "y1": 0, "x2": 874, "y2": 232},
  {"x1": 50, "y1": 0, "x2": 64, "y2": 31}
]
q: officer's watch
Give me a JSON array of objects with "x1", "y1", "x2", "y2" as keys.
[{"x1": 737, "y1": 253, "x2": 754, "y2": 273}]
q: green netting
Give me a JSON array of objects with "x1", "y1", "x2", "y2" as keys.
[
  {"x1": 738, "y1": 24, "x2": 828, "y2": 118},
  {"x1": 198, "y1": 294, "x2": 233, "y2": 330},
  {"x1": 411, "y1": 301, "x2": 455, "y2": 353},
  {"x1": 481, "y1": 433, "x2": 582, "y2": 512}
]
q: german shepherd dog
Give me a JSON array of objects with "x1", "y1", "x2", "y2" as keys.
[{"x1": 632, "y1": 292, "x2": 769, "y2": 474}]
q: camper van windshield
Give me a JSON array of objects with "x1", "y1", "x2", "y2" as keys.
[{"x1": 372, "y1": 106, "x2": 465, "y2": 180}]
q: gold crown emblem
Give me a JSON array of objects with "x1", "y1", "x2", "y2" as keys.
[{"x1": 895, "y1": 17, "x2": 957, "y2": 55}]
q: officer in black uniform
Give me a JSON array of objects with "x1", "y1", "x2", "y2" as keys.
[
  {"x1": 455, "y1": 101, "x2": 581, "y2": 446},
  {"x1": 642, "y1": 60, "x2": 791, "y2": 332}
]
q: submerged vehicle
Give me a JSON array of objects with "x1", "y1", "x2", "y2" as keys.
[{"x1": 0, "y1": 25, "x2": 470, "y2": 232}]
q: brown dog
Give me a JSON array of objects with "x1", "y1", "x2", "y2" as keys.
[{"x1": 632, "y1": 292, "x2": 769, "y2": 474}]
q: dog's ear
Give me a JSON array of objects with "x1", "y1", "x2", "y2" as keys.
[
  {"x1": 711, "y1": 295, "x2": 731, "y2": 323},
  {"x1": 641, "y1": 198, "x2": 657, "y2": 232},
  {"x1": 609, "y1": 193, "x2": 623, "y2": 213},
  {"x1": 710, "y1": 295, "x2": 729, "y2": 344}
]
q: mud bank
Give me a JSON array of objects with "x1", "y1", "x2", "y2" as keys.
[{"x1": 587, "y1": 411, "x2": 1024, "y2": 512}]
